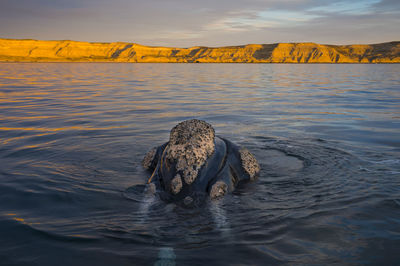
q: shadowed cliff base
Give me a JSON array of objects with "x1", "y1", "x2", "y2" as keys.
[{"x1": 0, "y1": 38, "x2": 399, "y2": 63}]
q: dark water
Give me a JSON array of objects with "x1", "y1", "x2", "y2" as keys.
[{"x1": 0, "y1": 63, "x2": 399, "y2": 265}]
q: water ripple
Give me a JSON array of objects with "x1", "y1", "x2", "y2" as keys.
[{"x1": 0, "y1": 63, "x2": 399, "y2": 265}]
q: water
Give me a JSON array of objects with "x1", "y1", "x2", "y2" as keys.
[{"x1": 0, "y1": 63, "x2": 399, "y2": 265}]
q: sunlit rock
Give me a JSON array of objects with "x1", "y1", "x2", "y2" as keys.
[{"x1": 0, "y1": 38, "x2": 399, "y2": 63}]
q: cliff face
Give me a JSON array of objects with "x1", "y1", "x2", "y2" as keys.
[{"x1": 0, "y1": 38, "x2": 399, "y2": 63}]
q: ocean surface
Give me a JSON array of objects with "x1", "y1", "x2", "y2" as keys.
[{"x1": 0, "y1": 63, "x2": 399, "y2": 265}]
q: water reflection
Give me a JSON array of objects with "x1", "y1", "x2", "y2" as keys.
[{"x1": 0, "y1": 63, "x2": 399, "y2": 265}]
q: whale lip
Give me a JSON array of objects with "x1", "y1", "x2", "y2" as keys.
[
  {"x1": 239, "y1": 147, "x2": 260, "y2": 180},
  {"x1": 142, "y1": 147, "x2": 157, "y2": 170},
  {"x1": 210, "y1": 181, "x2": 228, "y2": 200},
  {"x1": 170, "y1": 174, "x2": 183, "y2": 194}
]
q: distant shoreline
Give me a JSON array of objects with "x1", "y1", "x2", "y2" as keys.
[
  {"x1": 1, "y1": 38, "x2": 399, "y2": 63},
  {"x1": 1, "y1": 62, "x2": 399, "y2": 64}
]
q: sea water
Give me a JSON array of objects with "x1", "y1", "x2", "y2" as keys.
[{"x1": 0, "y1": 63, "x2": 399, "y2": 265}]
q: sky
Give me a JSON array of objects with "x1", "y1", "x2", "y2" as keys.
[{"x1": 0, "y1": 0, "x2": 399, "y2": 47}]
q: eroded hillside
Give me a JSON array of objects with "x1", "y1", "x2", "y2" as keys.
[{"x1": 0, "y1": 38, "x2": 399, "y2": 63}]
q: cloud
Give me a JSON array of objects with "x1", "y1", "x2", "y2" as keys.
[
  {"x1": 307, "y1": 0, "x2": 380, "y2": 15},
  {"x1": 0, "y1": 0, "x2": 398, "y2": 46},
  {"x1": 204, "y1": 9, "x2": 320, "y2": 33},
  {"x1": 373, "y1": 0, "x2": 400, "y2": 10}
]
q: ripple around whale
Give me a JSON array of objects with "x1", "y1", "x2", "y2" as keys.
[
  {"x1": 121, "y1": 137, "x2": 366, "y2": 249},
  {"x1": 113, "y1": 135, "x2": 400, "y2": 265}
]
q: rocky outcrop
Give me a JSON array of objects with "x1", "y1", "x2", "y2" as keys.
[{"x1": 0, "y1": 38, "x2": 399, "y2": 63}]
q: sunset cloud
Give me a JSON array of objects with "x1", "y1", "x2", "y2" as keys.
[{"x1": 0, "y1": 0, "x2": 398, "y2": 46}]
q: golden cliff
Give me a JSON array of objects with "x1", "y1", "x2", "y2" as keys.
[{"x1": 0, "y1": 38, "x2": 399, "y2": 63}]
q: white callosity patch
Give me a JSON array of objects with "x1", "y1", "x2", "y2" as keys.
[
  {"x1": 165, "y1": 119, "x2": 215, "y2": 185},
  {"x1": 170, "y1": 174, "x2": 183, "y2": 194},
  {"x1": 183, "y1": 196, "x2": 193, "y2": 206},
  {"x1": 142, "y1": 147, "x2": 157, "y2": 170},
  {"x1": 239, "y1": 148, "x2": 260, "y2": 180},
  {"x1": 210, "y1": 181, "x2": 228, "y2": 199}
]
